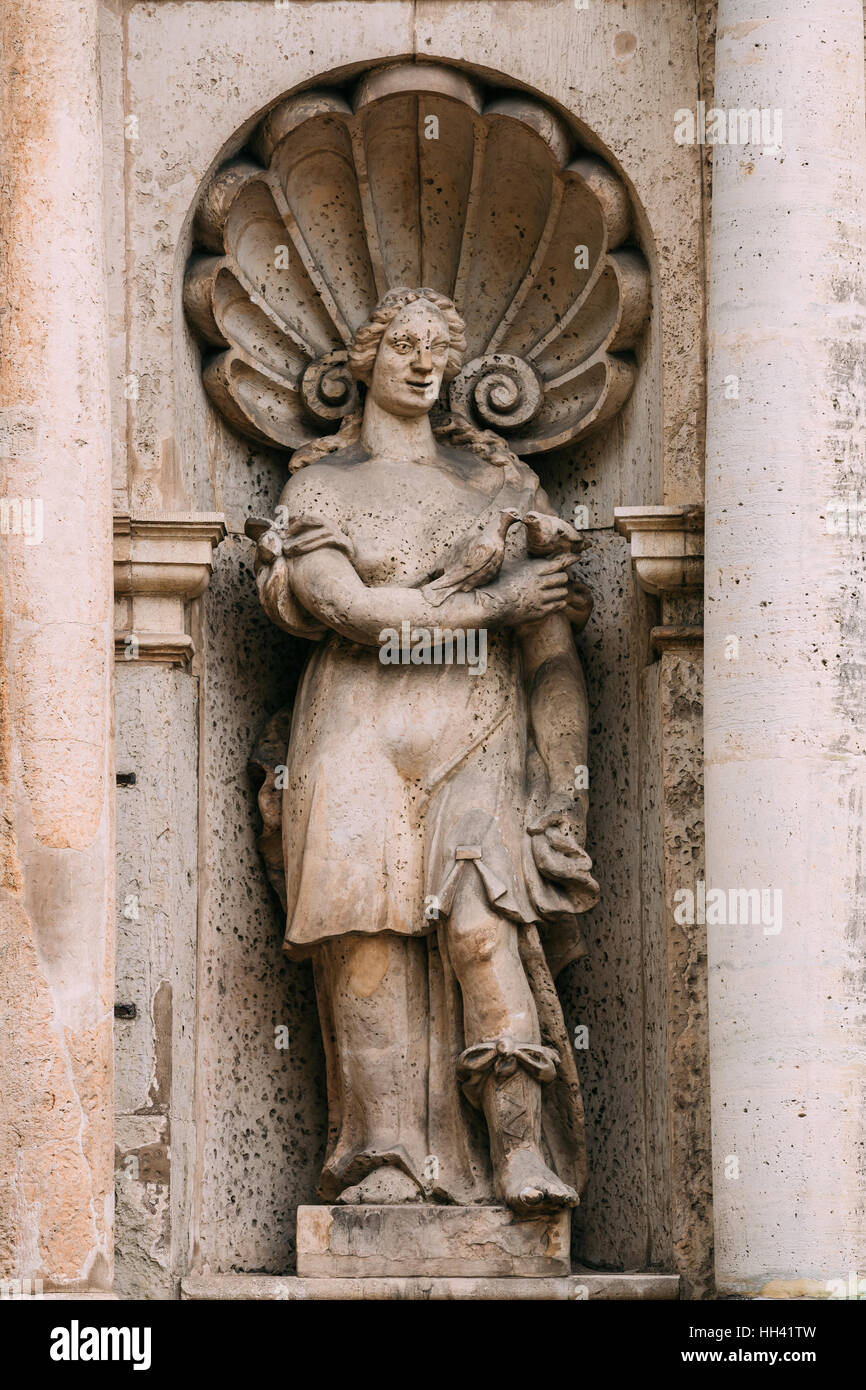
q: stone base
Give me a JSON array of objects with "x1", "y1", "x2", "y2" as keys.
[
  {"x1": 181, "y1": 1273, "x2": 679, "y2": 1301},
  {"x1": 296, "y1": 1204, "x2": 570, "y2": 1279}
]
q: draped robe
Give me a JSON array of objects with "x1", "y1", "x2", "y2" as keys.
[{"x1": 251, "y1": 442, "x2": 595, "y2": 1202}]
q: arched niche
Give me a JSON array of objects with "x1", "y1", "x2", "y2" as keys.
[{"x1": 177, "y1": 58, "x2": 662, "y2": 1278}]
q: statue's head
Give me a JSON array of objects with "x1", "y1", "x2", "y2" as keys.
[{"x1": 347, "y1": 287, "x2": 466, "y2": 419}]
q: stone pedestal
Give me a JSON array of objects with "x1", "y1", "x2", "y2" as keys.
[
  {"x1": 296, "y1": 1206, "x2": 571, "y2": 1279},
  {"x1": 181, "y1": 1204, "x2": 679, "y2": 1302}
]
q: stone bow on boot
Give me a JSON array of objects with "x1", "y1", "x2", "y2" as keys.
[{"x1": 457, "y1": 1037, "x2": 579, "y2": 1218}]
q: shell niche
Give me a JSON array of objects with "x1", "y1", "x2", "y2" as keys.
[{"x1": 184, "y1": 61, "x2": 650, "y2": 458}]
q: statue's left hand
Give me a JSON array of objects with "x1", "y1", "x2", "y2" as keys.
[
  {"x1": 255, "y1": 553, "x2": 291, "y2": 624},
  {"x1": 528, "y1": 794, "x2": 599, "y2": 906},
  {"x1": 252, "y1": 528, "x2": 284, "y2": 575}
]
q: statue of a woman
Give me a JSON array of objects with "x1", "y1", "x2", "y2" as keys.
[{"x1": 251, "y1": 286, "x2": 600, "y2": 1216}]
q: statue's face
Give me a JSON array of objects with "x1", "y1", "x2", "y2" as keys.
[{"x1": 368, "y1": 300, "x2": 451, "y2": 418}]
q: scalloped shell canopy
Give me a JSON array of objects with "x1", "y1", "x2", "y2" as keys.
[{"x1": 184, "y1": 61, "x2": 650, "y2": 457}]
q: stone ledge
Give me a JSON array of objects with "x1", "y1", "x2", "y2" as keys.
[
  {"x1": 650, "y1": 624, "x2": 704, "y2": 654},
  {"x1": 181, "y1": 1273, "x2": 680, "y2": 1301},
  {"x1": 41, "y1": 1293, "x2": 121, "y2": 1301}
]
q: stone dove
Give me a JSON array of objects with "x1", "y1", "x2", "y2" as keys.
[
  {"x1": 523, "y1": 509, "x2": 589, "y2": 557},
  {"x1": 424, "y1": 507, "x2": 522, "y2": 605}
]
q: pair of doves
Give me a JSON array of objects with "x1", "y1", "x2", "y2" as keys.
[{"x1": 246, "y1": 507, "x2": 588, "y2": 605}]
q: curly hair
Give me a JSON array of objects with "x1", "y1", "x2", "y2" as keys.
[{"x1": 289, "y1": 287, "x2": 524, "y2": 477}]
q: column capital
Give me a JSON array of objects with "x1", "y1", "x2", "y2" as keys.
[
  {"x1": 615, "y1": 505, "x2": 704, "y2": 652},
  {"x1": 114, "y1": 513, "x2": 226, "y2": 664},
  {"x1": 613, "y1": 505, "x2": 704, "y2": 597}
]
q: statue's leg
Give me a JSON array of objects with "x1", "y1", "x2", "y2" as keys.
[
  {"x1": 446, "y1": 871, "x2": 578, "y2": 1216},
  {"x1": 315, "y1": 931, "x2": 428, "y2": 1204}
]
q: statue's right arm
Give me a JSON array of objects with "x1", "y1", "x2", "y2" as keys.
[{"x1": 258, "y1": 546, "x2": 571, "y2": 646}]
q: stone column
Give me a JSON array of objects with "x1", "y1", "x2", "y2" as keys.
[
  {"x1": 0, "y1": 0, "x2": 115, "y2": 1291},
  {"x1": 704, "y1": 0, "x2": 866, "y2": 1295}
]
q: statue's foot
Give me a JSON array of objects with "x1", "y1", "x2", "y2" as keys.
[
  {"x1": 335, "y1": 1166, "x2": 424, "y2": 1205},
  {"x1": 499, "y1": 1149, "x2": 579, "y2": 1218}
]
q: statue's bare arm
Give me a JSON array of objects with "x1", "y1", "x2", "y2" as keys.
[
  {"x1": 519, "y1": 613, "x2": 595, "y2": 871},
  {"x1": 257, "y1": 545, "x2": 573, "y2": 646}
]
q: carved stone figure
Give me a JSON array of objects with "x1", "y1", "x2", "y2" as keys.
[
  {"x1": 183, "y1": 60, "x2": 650, "y2": 1224},
  {"x1": 249, "y1": 285, "x2": 599, "y2": 1213}
]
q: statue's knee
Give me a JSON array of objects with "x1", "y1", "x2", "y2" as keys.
[
  {"x1": 448, "y1": 915, "x2": 501, "y2": 970},
  {"x1": 335, "y1": 932, "x2": 400, "y2": 996}
]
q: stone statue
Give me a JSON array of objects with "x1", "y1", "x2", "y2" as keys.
[{"x1": 250, "y1": 286, "x2": 601, "y2": 1216}]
